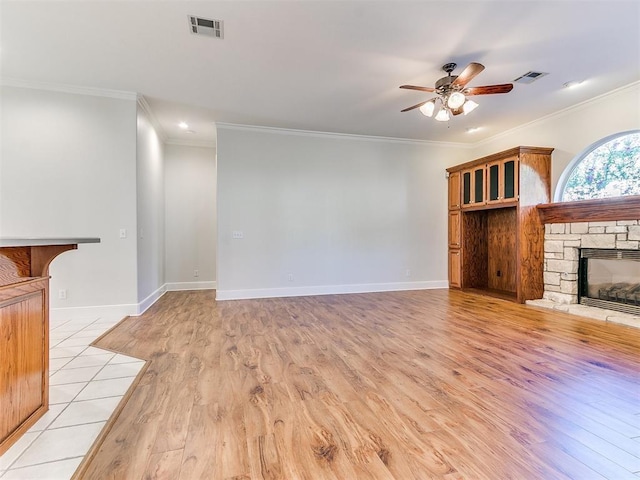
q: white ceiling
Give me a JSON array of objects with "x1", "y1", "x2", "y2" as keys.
[{"x1": 1, "y1": 1, "x2": 639, "y2": 145}]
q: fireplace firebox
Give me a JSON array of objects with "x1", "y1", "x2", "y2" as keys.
[{"x1": 579, "y1": 248, "x2": 640, "y2": 316}]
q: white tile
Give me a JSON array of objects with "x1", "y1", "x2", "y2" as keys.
[
  {"x1": 109, "y1": 353, "x2": 144, "y2": 365},
  {"x1": 28, "y1": 404, "x2": 68, "y2": 432},
  {"x1": 81, "y1": 346, "x2": 113, "y2": 356},
  {"x1": 0, "y1": 432, "x2": 40, "y2": 470},
  {"x1": 54, "y1": 337, "x2": 92, "y2": 348},
  {"x1": 49, "y1": 383, "x2": 87, "y2": 404},
  {"x1": 49, "y1": 397, "x2": 122, "y2": 429},
  {"x1": 75, "y1": 377, "x2": 135, "y2": 401},
  {"x1": 50, "y1": 346, "x2": 85, "y2": 359},
  {"x1": 50, "y1": 318, "x2": 72, "y2": 328},
  {"x1": 62, "y1": 354, "x2": 114, "y2": 370},
  {"x1": 94, "y1": 362, "x2": 144, "y2": 381},
  {"x1": 69, "y1": 333, "x2": 100, "y2": 341},
  {"x1": 76, "y1": 327, "x2": 110, "y2": 337},
  {"x1": 3, "y1": 456, "x2": 83, "y2": 479},
  {"x1": 50, "y1": 366, "x2": 101, "y2": 386},
  {"x1": 11, "y1": 422, "x2": 104, "y2": 468},
  {"x1": 49, "y1": 333, "x2": 73, "y2": 343},
  {"x1": 49, "y1": 357, "x2": 73, "y2": 372},
  {"x1": 51, "y1": 321, "x2": 85, "y2": 330}
]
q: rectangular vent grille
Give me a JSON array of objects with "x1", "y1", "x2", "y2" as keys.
[
  {"x1": 581, "y1": 249, "x2": 640, "y2": 261},
  {"x1": 189, "y1": 15, "x2": 223, "y2": 39},
  {"x1": 513, "y1": 71, "x2": 548, "y2": 84}
]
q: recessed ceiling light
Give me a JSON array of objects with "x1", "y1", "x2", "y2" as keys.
[
  {"x1": 563, "y1": 80, "x2": 584, "y2": 89},
  {"x1": 179, "y1": 121, "x2": 189, "y2": 129},
  {"x1": 466, "y1": 127, "x2": 481, "y2": 133}
]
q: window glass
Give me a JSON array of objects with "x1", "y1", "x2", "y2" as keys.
[{"x1": 558, "y1": 131, "x2": 640, "y2": 202}]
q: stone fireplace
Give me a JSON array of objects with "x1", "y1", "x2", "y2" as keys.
[{"x1": 528, "y1": 196, "x2": 640, "y2": 329}]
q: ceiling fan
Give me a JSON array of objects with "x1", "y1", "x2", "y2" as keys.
[{"x1": 400, "y1": 62, "x2": 513, "y2": 121}]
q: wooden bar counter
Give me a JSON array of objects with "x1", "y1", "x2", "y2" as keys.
[{"x1": 0, "y1": 238, "x2": 99, "y2": 455}]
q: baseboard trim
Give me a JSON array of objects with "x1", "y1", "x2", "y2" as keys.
[
  {"x1": 50, "y1": 282, "x2": 217, "y2": 321},
  {"x1": 165, "y1": 281, "x2": 217, "y2": 291},
  {"x1": 137, "y1": 285, "x2": 168, "y2": 316},
  {"x1": 216, "y1": 281, "x2": 447, "y2": 301},
  {"x1": 52, "y1": 280, "x2": 439, "y2": 317}
]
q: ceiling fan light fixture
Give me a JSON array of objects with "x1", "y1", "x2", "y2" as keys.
[
  {"x1": 462, "y1": 100, "x2": 479, "y2": 115},
  {"x1": 447, "y1": 91, "x2": 466, "y2": 109},
  {"x1": 419, "y1": 100, "x2": 436, "y2": 117},
  {"x1": 435, "y1": 107, "x2": 450, "y2": 122}
]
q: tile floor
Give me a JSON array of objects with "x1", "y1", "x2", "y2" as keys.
[{"x1": 0, "y1": 315, "x2": 144, "y2": 479}]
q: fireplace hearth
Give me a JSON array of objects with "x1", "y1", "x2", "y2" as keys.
[{"x1": 579, "y1": 248, "x2": 640, "y2": 316}]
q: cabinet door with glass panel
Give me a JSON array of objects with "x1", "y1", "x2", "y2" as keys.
[
  {"x1": 462, "y1": 165, "x2": 486, "y2": 208},
  {"x1": 486, "y1": 156, "x2": 519, "y2": 204}
]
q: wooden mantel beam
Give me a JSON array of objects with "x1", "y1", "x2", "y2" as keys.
[{"x1": 537, "y1": 195, "x2": 640, "y2": 224}]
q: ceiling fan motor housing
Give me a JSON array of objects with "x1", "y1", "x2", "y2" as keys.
[{"x1": 435, "y1": 75, "x2": 458, "y2": 95}]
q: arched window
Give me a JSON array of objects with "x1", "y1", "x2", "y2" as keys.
[{"x1": 555, "y1": 130, "x2": 640, "y2": 202}]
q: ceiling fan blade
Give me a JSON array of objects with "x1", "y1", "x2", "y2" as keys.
[
  {"x1": 401, "y1": 99, "x2": 434, "y2": 112},
  {"x1": 399, "y1": 85, "x2": 436, "y2": 93},
  {"x1": 465, "y1": 84, "x2": 514, "y2": 95},
  {"x1": 451, "y1": 62, "x2": 485, "y2": 88}
]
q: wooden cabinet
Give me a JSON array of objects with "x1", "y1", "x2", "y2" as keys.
[
  {"x1": 448, "y1": 172, "x2": 462, "y2": 288},
  {"x1": 448, "y1": 211, "x2": 461, "y2": 248},
  {"x1": 462, "y1": 165, "x2": 486, "y2": 208},
  {"x1": 445, "y1": 146, "x2": 553, "y2": 303},
  {"x1": 487, "y1": 156, "x2": 518, "y2": 205},
  {"x1": 448, "y1": 171, "x2": 461, "y2": 210},
  {"x1": 0, "y1": 281, "x2": 48, "y2": 453},
  {"x1": 448, "y1": 249, "x2": 461, "y2": 288},
  {"x1": 0, "y1": 238, "x2": 99, "y2": 456}
]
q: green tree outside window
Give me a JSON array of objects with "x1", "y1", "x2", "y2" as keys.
[{"x1": 560, "y1": 131, "x2": 640, "y2": 201}]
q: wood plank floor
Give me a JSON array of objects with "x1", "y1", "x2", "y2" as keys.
[{"x1": 76, "y1": 289, "x2": 640, "y2": 479}]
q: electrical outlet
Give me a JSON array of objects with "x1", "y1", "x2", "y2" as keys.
[
  {"x1": 232, "y1": 230, "x2": 244, "y2": 239},
  {"x1": 287, "y1": 273, "x2": 294, "y2": 282},
  {"x1": 119, "y1": 228, "x2": 127, "y2": 239},
  {"x1": 405, "y1": 269, "x2": 411, "y2": 277},
  {"x1": 194, "y1": 269, "x2": 199, "y2": 277},
  {"x1": 58, "y1": 289, "x2": 67, "y2": 300}
]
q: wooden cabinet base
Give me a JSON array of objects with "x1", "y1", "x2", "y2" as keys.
[
  {"x1": 0, "y1": 280, "x2": 48, "y2": 456},
  {"x1": 0, "y1": 239, "x2": 98, "y2": 456}
]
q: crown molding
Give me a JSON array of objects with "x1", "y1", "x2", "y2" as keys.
[
  {"x1": 136, "y1": 95, "x2": 167, "y2": 142},
  {"x1": 215, "y1": 122, "x2": 470, "y2": 149},
  {"x1": 0, "y1": 77, "x2": 138, "y2": 101},
  {"x1": 474, "y1": 80, "x2": 640, "y2": 148}
]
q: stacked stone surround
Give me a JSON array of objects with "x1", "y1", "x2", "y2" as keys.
[{"x1": 526, "y1": 220, "x2": 640, "y2": 329}]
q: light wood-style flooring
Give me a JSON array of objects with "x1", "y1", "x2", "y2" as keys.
[{"x1": 75, "y1": 289, "x2": 640, "y2": 479}]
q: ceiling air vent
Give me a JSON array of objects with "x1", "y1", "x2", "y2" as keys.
[
  {"x1": 188, "y1": 15, "x2": 223, "y2": 39},
  {"x1": 513, "y1": 71, "x2": 549, "y2": 84}
]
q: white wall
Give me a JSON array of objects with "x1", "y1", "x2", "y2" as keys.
[
  {"x1": 164, "y1": 143, "x2": 216, "y2": 288},
  {"x1": 0, "y1": 85, "x2": 139, "y2": 313},
  {"x1": 136, "y1": 103, "x2": 165, "y2": 307},
  {"x1": 473, "y1": 83, "x2": 640, "y2": 198},
  {"x1": 216, "y1": 125, "x2": 468, "y2": 299}
]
